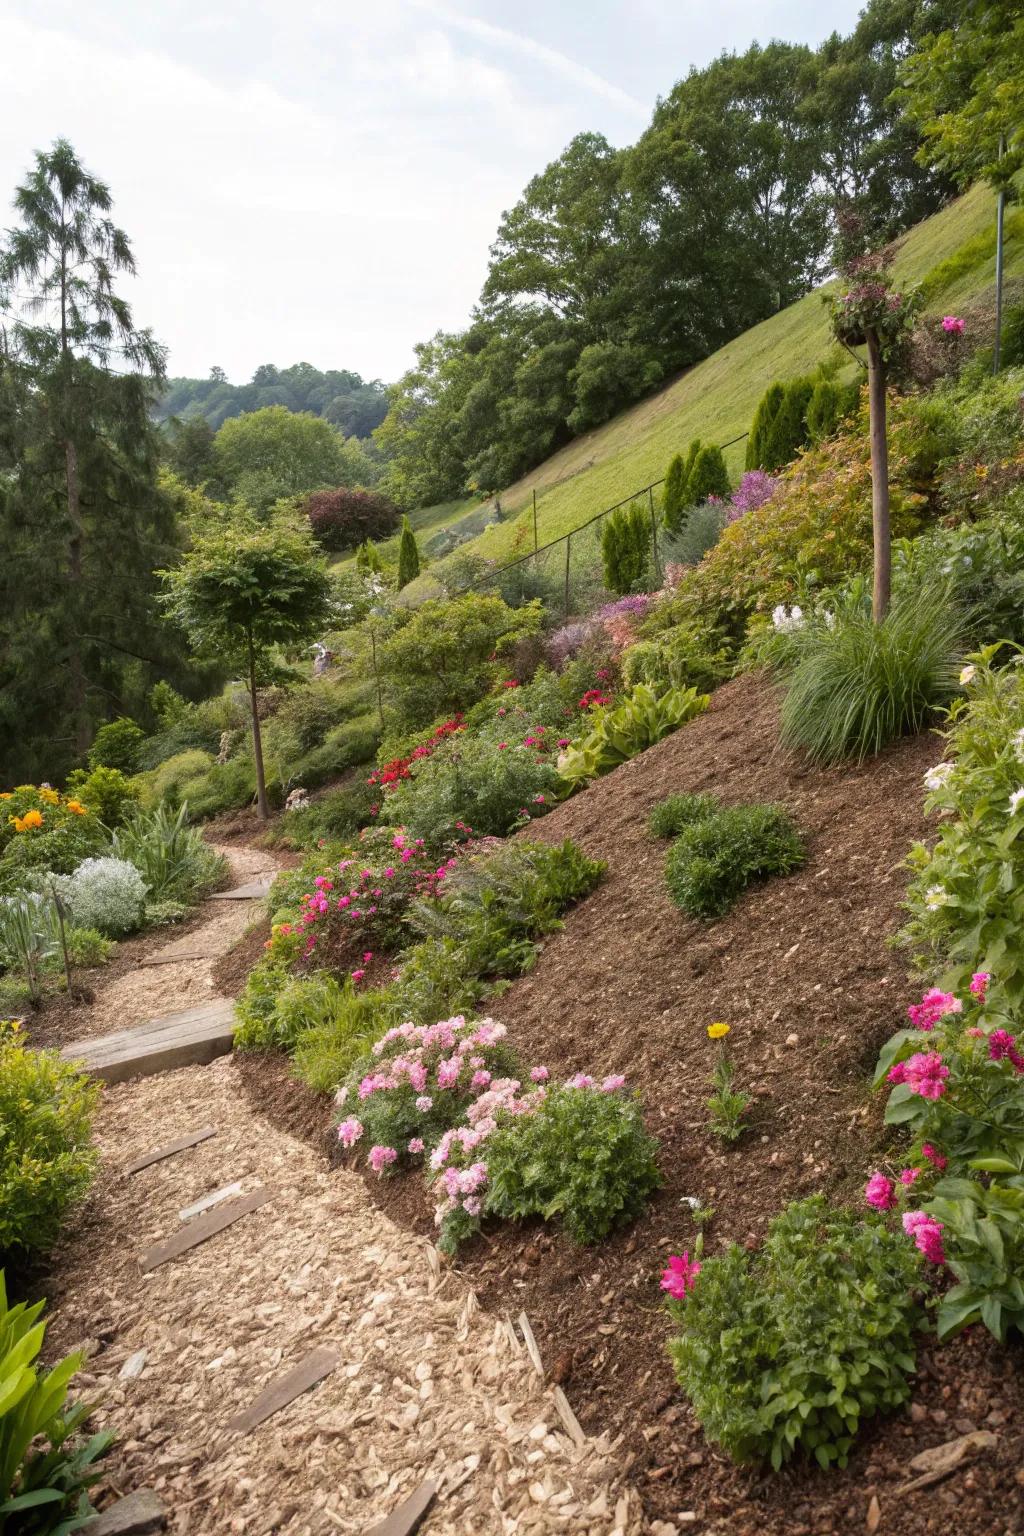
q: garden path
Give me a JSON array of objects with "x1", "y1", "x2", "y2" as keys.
[{"x1": 46, "y1": 846, "x2": 645, "y2": 1536}]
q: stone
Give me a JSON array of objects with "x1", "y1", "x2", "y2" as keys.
[{"x1": 88, "y1": 1489, "x2": 168, "y2": 1534}]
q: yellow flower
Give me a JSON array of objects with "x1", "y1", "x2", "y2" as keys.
[
  {"x1": 38, "y1": 787, "x2": 59, "y2": 804},
  {"x1": 0, "y1": 793, "x2": 11, "y2": 801},
  {"x1": 13, "y1": 809, "x2": 44, "y2": 832},
  {"x1": 707, "y1": 1022, "x2": 731, "y2": 1040},
  {"x1": 65, "y1": 799, "x2": 87, "y2": 816}
]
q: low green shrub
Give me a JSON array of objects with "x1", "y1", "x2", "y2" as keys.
[
  {"x1": 182, "y1": 756, "x2": 264, "y2": 819},
  {"x1": 112, "y1": 803, "x2": 225, "y2": 904},
  {"x1": 648, "y1": 792, "x2": 719, "y2": 840},
  {"x1": 558, "y1": 685, "x2": 709, "y2": 788},
  {"x1": 63, "y1": 927, "x2": 113, "y2": 969},
  {"x1": 52, "y1": 858, "x2": 148, "y2": 937},
  {"x1": 0, "y1": 1273, "x2": 114, "y2": 1529},
  {"x1": 265, "y1": 782, "x2": 376, "y2": 850},
  {"x1": 87, "y1": 715, "x2": 146, "y2": 774},
  {"x1": 665, "y1": 804, "x2": 805, "y2": 919},
  {"x1": 484, "y1": 1083, "x2": 661, "y2": 1245},
  {"x1": 766, "y1": 583, "x2": 969, "y2": 765},
  {"x1": 621, "y1": 624, "x2": 731, "y2": 697},
  {"x1": 379, "y1": 734, "x2": 559, "y2": 846},
  {"x1": 64, "y1": 765, "x2": 141, "y2": 828},
  {"x1": 236, "y1": 970, "x2": 350, "y2": 1055},
  {"x1": 666, "y1": 1197, "x2": 922, "y2": 1469},
  {"x1": 601, "y1": 501, "x2": 651, "y2": 595},
  {"x1": 138, "y1": 749, "x2": 217, "y2": 810},
  {"x1": 0, "y1": 1040, "x2": 99, "y2": 1255},
  {"x1": 283, "y1": 715, "x2": 381, "y2": 789},
  {"x1": 0, "y1": 895, "x2": 64, "y2": 1003},
  {"x1": 292, "y1": 981, "x2": 384, "y2": 1093}
]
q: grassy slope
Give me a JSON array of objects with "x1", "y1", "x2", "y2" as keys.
[
  {"x1": 420, "y1": 184, "x2": 1023, "y2": 569},
  {"x1": 329, "y1": 495, "x2": 478, "y2": 573}
]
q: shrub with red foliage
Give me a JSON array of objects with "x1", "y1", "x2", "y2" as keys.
[
  {"x1": 368, "y1": 717, "x2": 466, "y2": 791},
  {"x1": 302, "y1": 487, "x2": 400, "y2": 550}
]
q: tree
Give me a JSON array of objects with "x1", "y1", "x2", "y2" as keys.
[
  {"x1": 397, "y1": 516, "x2": 420, "y2": 589},
  {"x1": 164, "y1": 414, "x2": 217, "y2": 488},
  {"x1": 685, "y1": 445, "x2": 731, "y2": 505},
  {"x1": 160, "y1": 514, "x2": 334, "y2": 818},
  {"x1": 0, "y1": 139, "x2": 178, "y2": 775},
  {"x1": 379, "y1": 594, "x2": 541, "y2": 727},
  {"x1": 662, "y1": 453, "x2": 688, "y2": 534},
  {"x1": 762, "y1": 377, "x2": 815, "y2": 470},
  {"x1": 212, "y1": 406, "x2": 374, "y2": 514},
  {"x1": 601, "y1": 502, "x2": 651, "y2": 595},
  {"x1": 746, "y1": 384, "x2": 785, "y2": 470},
  {"x1": 302, "y1": 487, "x2": 399, "y2": 551}
]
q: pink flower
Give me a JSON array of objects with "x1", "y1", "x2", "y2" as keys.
[
  {"x1": 437, "y1": 1056, "x2": 462, "y2": 1090},
  {"x1": 601, "y1": 1074, "x2": 626, "y2": 1092},
  {"x1": 362, "y1": 951, "x2": 373, "y2": 964},
  {"x1": 400, "y1": 849, "x2": 413, "y2": 863},
  {"x1": 530, "y1": 1066, "x2": 550, "y2": 1083},
  {"x1": 471, "y1": 1070, "x2": 492, "y2": 1089},
  {"x1": 661, "y1": 1252, "x2": 701, "y2": 1300},
  {"x1": 415, "y1": 1095, "x2": 434, "y2": 1112},
  {"x1": 903, "y1": 1051, "x2": 950, "y2": 1100},
  {"x1": 409, "y1": 1062, "x2": 428, "y2": 1093},
  {"x1": 887, "y1": 1061, "x2": 908, "y2": 1085},
  {"x1": 497, "y1": 742, "x2": 508, "y2": 751},
  {"x1": 351, "y1": 969, "x2": 366, "y2": 984},
  {"x1": 907, "y1": 988, "x2": 962, "y2": 1031},
  {"x1": 369, "y1": 1145, "x2": 398, "y2": 1174},
  {"x1": 408, "y1": 1137, "x2": 425, "y2": 1155},
  {"x1": 338, "y1": 1116, "x2": 363, "y2": 1148},
  {"x1": 970, "y1": 972, "x2": 990, "y2": 1001},
  {"x1": 988, "y1": 1029, "x2": 1024, "y2": 1073},
  {"x1": 337, "y1": 895, "x2": 350, "y2": 909},
  {"x1": 462, "y1": 1196, "x2": 482, "y2": 1217},
  {"x1": 921, "y1": 1143, "x2": 948, "y2": 1171},
  {"x1": 384, "y1": 867, "x2": 395, "y2": 878},
  {"x1": 903, "y1": 1210, "x2": 946, "y2": 1264},
  {"x1": 558, "y1": 738, "x2": 570, "y2": 748},
  {"x1": 865, "y1": 1172, "x2": 896, "y2": 1211},
  {"x1": 941, "y1": 315, "x2": 965, "y2": 334},
  {"x1": 566, "y1": 1073, "x2": 594, "y2": 1089},
  {"x1": 899, "y1": 1167, "x2": 921, "y2": 1186}
]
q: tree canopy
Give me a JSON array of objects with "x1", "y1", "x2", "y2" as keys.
[
  {"x1": 211, "y1": 405, "x2": 377, "y2": 513},
  {"x1": 158, "y1": 360, "x2": 388, "y2": 438}
]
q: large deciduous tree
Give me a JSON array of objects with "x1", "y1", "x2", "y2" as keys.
[{"x1": 212, "y1": 405, "x2": 376, "y2": 514}]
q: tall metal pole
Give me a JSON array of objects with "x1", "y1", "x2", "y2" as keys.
[{"x1": 995, "y1": 134, "x2": 1007, "y2": 375}]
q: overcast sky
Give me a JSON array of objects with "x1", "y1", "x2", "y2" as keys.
[{"x1": 2, "y1": 0, "x2": 863, "y2": 387}]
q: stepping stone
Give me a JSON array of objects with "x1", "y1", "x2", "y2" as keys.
[
  {"x1": 209, "y1": 880, "x2": 274, "y2": 901},
  {"x1": 140, "y1": 949, "x2": 220, "y2": 967},
  {"x1": 125, "y1": 1126, "x2": 217, "y2": 1175},
  {"x1": 366, "y1": 1481, "x2": 437, "y2": 1536},
  {"x1": 180, "y1": 1180, "x2": 243, "y2": 1221},
  {"x1": 62, "y1": 1000, "x2": 237, "y2": 1084},
  {"x1": 225, "y1": 1345, "x2": 340, "y2": 1436},
  {"x1": 89, "y1": 1489, "x2": 167, "y2": 1534},
  {"x1": 140, "y1": 1187, "x2": 272, "y2": 1272}
]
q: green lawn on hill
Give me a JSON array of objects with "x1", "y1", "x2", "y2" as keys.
[{"x1": 415, "y1": 184, "x2": 1023, "y2": 575}]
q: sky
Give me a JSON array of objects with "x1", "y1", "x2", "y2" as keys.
[{"x1": 1, "y1": 0, "x2": 864, "y2": 387}]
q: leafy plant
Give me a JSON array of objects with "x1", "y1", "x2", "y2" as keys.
[
  {"x1": 622, "y1": 625, "x2": 731, "y2": 697},
  {"x1": 112, "y1": 802, "x2": 225, "y2": 904},
  {"x1": 666, "y1": 1197, "x2": 922, "y2": 1469},
  {"x1": 665, "y1": 803, "x2": 805, "y2": 919},
  {"x1": 601, "y1": 501, "x2": 651, "y2": 595},
  {"x1": 378, "y1": 734, "x2": 559, "y2": 847},
  {"x1": 648, "y1": 792, "x2": 719, "y2": 840},
  {"x1": 86, "y1": 716, "x2": 146, "y2": 774},
  {"x1": 397, "y1": 515, "x2": 421, "y2": 589},
  {"x1": 292, "y1": 981, "x2": 384, "y2": 1093},
  {"x1": 301, "y1": 486, "x2": 399, "y2": 551},
  {"x1": 685, "y1": 443, "x2": 730, "y2": 504},
  {"x1": 63, "y1": 765, "x2": 141, "y2": 827},
  {"x1": 0, "y1": 897, "x2": 62, "y2": 1003},
  {"x1": 51, "y1": 858, "x2": 147, "y2": 938},
  {"x1": 484, "y1": 1082, "x2": 661, "y2": 1245},
  {"x1": 766, "y1": 581, "x2": 968, "y2": 765},
  {"x1": 0, "y1": 1273, "x2": 113, "y2": 1533},
  {"x1": 705, "y1": 1023, "x2": 750, "y2": 1141},
  {"x1": 0, "y1": 1042, "x2": 99, "y2": 1255},
  {"x1": 558, "y1": 684, "x2": 709, "y2": 787}
]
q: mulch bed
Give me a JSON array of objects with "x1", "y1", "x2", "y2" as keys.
[
  {"x1": 209, "y1": 918, "x2": 272, "y2": 998},
  {"x1": 236, "y1": 675, "x2": 1024, "y2": 1534}
]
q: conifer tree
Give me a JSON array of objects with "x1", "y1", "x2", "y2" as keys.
[
  {"x1": 662, "y1": 453, "x2": 688, "y2": 535},
  {"x1": 685, "y1": 445, "x2": 730, "y2": 504},
  {"x1": 397, "y1": 515, "x2": 420, "y2": 589}
]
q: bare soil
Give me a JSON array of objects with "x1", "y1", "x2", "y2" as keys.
[{"x1": 243, "y1": 674, "x2": 1024, "y2": 1534}]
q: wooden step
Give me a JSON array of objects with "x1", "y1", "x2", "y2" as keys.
[
  {"x1": 61, "y1": 999, "x2": 237, "y2": 1084},
  {"x1": 209, "y1": 881, "x2": 274, "y2": 901}
]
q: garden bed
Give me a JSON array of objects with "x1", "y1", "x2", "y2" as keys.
[{"x1": 237, "y1": 673, "x2": 1024, "y2": 1532}]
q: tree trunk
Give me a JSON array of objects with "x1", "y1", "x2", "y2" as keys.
[
  {"x1": 865, "y1": 328, "x2": 890, "y2": 623},
  {"x1": 65, "y1": 433, "x2": 90, "y2": 755},
  {"x1": 247, "y1": 628, "x2": 270, "y2": 820}
]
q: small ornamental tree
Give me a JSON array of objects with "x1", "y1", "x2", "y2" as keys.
[
  {"x1": 662, "y1": 452, "x2": 688, "y2": 535},
  {"x1": 303, "y1": 487, "x2": 399, "y2": 551},
  {"x1": 602, "y1": 501, "x2": 651, "y2": 595},
  {"x1": 160, "y1": 515, "x2": 334, "y2": 818},
  {"x1": 830, "y1": 254, "x2": 921, "y2": 621},
  {"x1": 685, "y1": 445, "x2": 730, "y2": 505},
  {"x1": 397, "y1": 516, "x2": 420, "y2": 589},
  {"x1": 746, "y1": 384, "x2": 785, "y2": 471}
]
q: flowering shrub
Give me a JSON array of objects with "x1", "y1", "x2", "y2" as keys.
[
  {"x1": 51, "y1": 857, "x2": 147, "y2": 937},
  {"x1": 665, "y1": 1196, "x2": 922, "y2": 1469},
  {"x1": 0, "y1": 785, "x2": 107, "y2": 883},
  {"x1": 903, "y1": 646, "x2": 1024, "y2": 1007},
  {"x1": 726, "y1": 471, "x2": 778, "y2": 522},
  {"x1": 290, "y1": 828, "x2": 442, "y2": 968},
  {"x1": 664, "y1": 802, "x2": 805, "y2": 919},
  {"x1": 377, "y1": 735, "x2": 560, "y2": 847},
  {"x1": 0, "y1": 1039, "x2": 100, "y2": 1254},
  {"x1": 368, "y1": 717, "x2": 466, "y2": 791},
  {"x1": 558, "y1": 684, "x2": 708, "y2": 788},
  {"x1": 870, "y1": 975, "x2": 1024, "y2": 1340}
]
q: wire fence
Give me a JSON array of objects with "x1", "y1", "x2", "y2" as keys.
[{"x1": 451, "y1": 432, "x2": 749, "y2": 619}]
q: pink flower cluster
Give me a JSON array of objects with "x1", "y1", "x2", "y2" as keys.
[
  {"x1": 941, "y1": 315, "x2": 965, "y2": 335},
  {"x1": 903, "y1": 1210, "x2": 946, "y2": 1264},
  {"x1": 294, "y1": 832, "x2": 439, "y2": 958},
  {"x1": 970, "y1": 972, "x2": 990, "y2": 1001},
  {"x1": 906, "y1": 987, "x2": 962, "y2": 1031},
  {"x1": 865, "y1": 1172, "x2": 897, "y2": 1211},
  {"x1": 988, "y1": 1029, "x2": 1024, "y2": 1074},
  {"x1": 661, "y1": 1251, "x2": 701, "y2": 1300},
  {"x1": 887, "y1": 1051, "x2": 949, "y2": 1099}
]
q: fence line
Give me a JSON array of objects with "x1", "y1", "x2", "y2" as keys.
[{"x1": 453, "y1": 430, "x2": 749, "y2": 614}]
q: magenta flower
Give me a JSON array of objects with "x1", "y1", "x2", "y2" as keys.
[
  {"x1": 408, "y1": 1137, "x2": 425, "y2": 1155},
  {"x1": 351, "y1": 968, "x2": 366, "y2": 984},
  {"x1": 338, "y1": 1116, "x2": 363, "y2": 1148},
  {"x1": 903, "y1": 1051, "x2": 950, "y2": 1100},
  {"x1": 970, "y1": 972, "x2": 990, "y2": 1001},
  {"x1": 899, "y1": 1167, "x2": 921, "y2": 1186},
  {"x1": 921, "y1": 1143, "x2": 948, "y2": 1171},
  {"x1": 530, "y1": 1066, "x2": 550, "y2": 1083},
  {"x1": 988, "y1": 1029, "x2": 1024, "y2": 1073},
  {"x1": 941, "y1": 315, "x2": 965, "y2": 334},
  {"x1": 907, "y1": 988, "x2": 962, "y2": 1031},
  {"x1": 368, "y1": 1145, "x2": 398, "y2": 1174},
  {"x1": 865, "y1": 1172, "x2": 896, "y2": 1211},
  {"x1": 903, "y1": 1210, "x2": 946, "y2": 1264},
  {"x1": 661, "y1": 1252, "x2": 701, "y2": 1300}
]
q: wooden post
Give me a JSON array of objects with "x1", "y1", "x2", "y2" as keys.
[
  {"x1": 370, "y1": 625, "x2": 385, "y2": 730},
  {"x1": 564, "y1": 532, "x2": 571, "y2": 617},
  {"x1": 995, "y1": 135, "x2": 1007, "y2": 374},
  {"x1": 247, "y1": 628, "x2": 270, "y2": 821},
  {"x1": 865, "y1": 327, "x2": 890, "y2": 623},
  {"x1": 648, "y1": 485, "x2": 661, "y2": 586},
  {"x1": 49, "y1": 882, "x2": 73, "y2": 997}
]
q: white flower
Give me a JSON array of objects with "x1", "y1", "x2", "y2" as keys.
[
  {"x1": 960, "y1": 664, "x2": 977, "y2": 685},
  {"x1": 924, "y1": 885, "x2": 949, "y2": 910},
  {"x1": 1009, "y1": 788, "x2": 1024, "y2": 816},
  {"x1": 771, "y1": 604, "x2": 805, "y2": 634},
  {"x1": 1011, "y1": 727, "x2": 1024, "y2": 759},
  {"x1": 923, "y1": 762, "x2": 954, "y2": 793},
  {"x1": 822, "y1": 610, "x2": 836, "y2": 630}
]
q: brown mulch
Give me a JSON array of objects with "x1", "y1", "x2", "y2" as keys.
[
  {"x1": 235, "y1": 674, "x2": 1024, "y2": 1533},
  {"x1": 209, "y1": 917, "x2": 272, "y2": 998}
]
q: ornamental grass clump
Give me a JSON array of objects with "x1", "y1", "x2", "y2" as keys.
[
  {"x1": 648, "y1": 792, "x2": 718, "y2": 840},
  {"x1": 665, "y1": 803, "x2": 805, "y2": 919},
  {"x1": 768, "y1": 580, "x2": 969, "y2": 766},
  {"x1": 664, "y1": 1196, "x2": 923, "y2": 1470}
]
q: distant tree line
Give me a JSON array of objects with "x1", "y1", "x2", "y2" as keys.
[
  {"x1": 375, "y1": 0, "x2": 963, "y2": 510},
  {"x1": 156, "y1": 360, "x2": 388, "y2": 438}
]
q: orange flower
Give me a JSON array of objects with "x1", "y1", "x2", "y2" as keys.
[
  {"x1": 0, "y1": 793, "x2": 11, "y2": 801},
  {"x1": 12, "y1": 808, "x2": 44, "y2": 832},
  {"x1": 65, "y1": 799, "x2": 87, "y2": 816}
]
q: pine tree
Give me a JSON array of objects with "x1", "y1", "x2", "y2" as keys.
[
  {"x1": 685, "y1": 445, "x2": 731, "y2": 504},
  {"x1": 763, "y1": 378, "x2": 814, "y2": 469},
  {"x1": 356, "y1": 537, "x2": 383, "y2": 574},
  {"x1": 745, "y1": 383, "x2": 785, "y2": 470},
  {"x1": 601, "y1": 501, "x2": 651, "y2": 595},
  {"x1": 662, "y1": 453, "x2": 688, "y2": 535},
  {"x1": 397, "y1": 516, "x2": 420, "y2": 589}
]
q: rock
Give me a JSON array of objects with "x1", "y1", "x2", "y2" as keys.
[
  {"x1": 88, "y1": 1489, "x2": 168, "y2": 1534},
  {"x1": 909, "y1": 1402, "x2": 928, "y2": 1423},
  {"x1": 119, "y1": 1350, "x2": 148, "y2": 1381},
  {"x1": 866, "y1": 1493, "x2": 881, "y2": 1533},
  {"x1": 897, "y1": 1430, "x2": 998, "y2": 1493}
]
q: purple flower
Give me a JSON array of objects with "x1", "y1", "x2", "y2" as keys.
[{"x1": 728, "y1": 470, "x2": 778, "y2": 521}]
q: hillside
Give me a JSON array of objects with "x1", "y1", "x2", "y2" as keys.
[{"x1": 416, "y1": 184, "x2": 1024, "y2": 573}]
